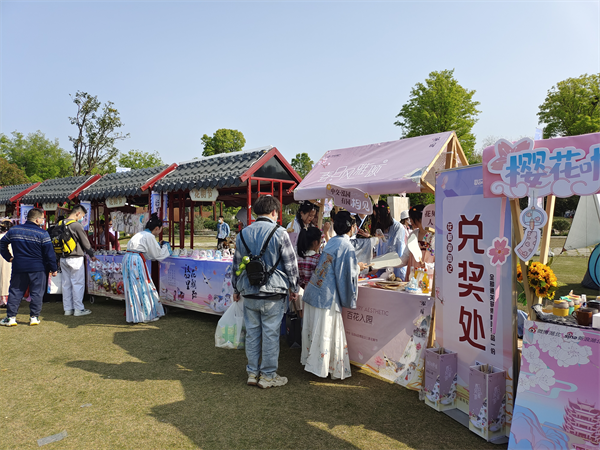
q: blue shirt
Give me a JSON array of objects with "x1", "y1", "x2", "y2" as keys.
[
  {"x1": 303, "y1": 234, "x2": 359, "y2": 310},
  {"x1": 0, "y1": 221, "x2": 57, "y2": 274},
  {"x1": 217, "y1": 221, "x2": 230, "y2": 239}
]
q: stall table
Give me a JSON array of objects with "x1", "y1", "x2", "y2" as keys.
[
  {"x1": 158, "y1": 257, "x2": 233, "y2": 315},
  {"x1": 343, "y1": 284, "x2": 434, "y2": 391},
  {"x1": 87, "y1": 254, "x2": 151, "y2": 301}
]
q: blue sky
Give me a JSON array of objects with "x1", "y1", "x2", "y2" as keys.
[{"x1": 1, "y1": 1, "x2": 599, "y2": 167}]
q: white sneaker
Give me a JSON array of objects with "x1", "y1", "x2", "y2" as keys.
[
  {"x1": 247, "y1": 373, "x2": 259, "y2": 386},
  {"x1": 64, "y1": 310, "x2": 74, "y2": 316},
  {"x1": 1, "y1": 316, "x2": 17, "y2": 327},
  {"x1": 74, "y1": 309, "x2": 92, "y2": 316},
  {"x1": 258, "y1": 374, "x2": 288, "y2": 389},
  {"x1": 30, "y1": 317, "x2": 40, "y2": 326}
]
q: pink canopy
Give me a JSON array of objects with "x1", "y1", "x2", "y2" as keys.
[{"x1": 294, "y1": 131, "x2": 464, "y2": 200}]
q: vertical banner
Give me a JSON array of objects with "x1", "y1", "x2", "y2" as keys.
[
  {"x1": 509, "y1": 321, "x2": 600, "y2": 450},
  {"x1": 151, "y1": 192, "x2": 168, "y2": 226},
  {"x1": 20, "y1": 204, "x2": 34, "y2": 224},
  {"x1": 80, "y1": 201, "x2": 91, "y2": 231},
  {"x1": 435, "y1": 165, "x2": 514, "y2": 434}
]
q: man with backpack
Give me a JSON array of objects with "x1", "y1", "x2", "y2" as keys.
[
  {"x1": 0, "y1": 208, "x2": 57, "y2": 326},
  {"x1": 232, "y1": 196, "x2": 299, "y2": 389},
  {"x1": 53, "y1": 205, "x2": 96, "y2": 316}
]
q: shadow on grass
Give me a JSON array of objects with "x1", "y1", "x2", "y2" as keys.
[{"x1": 64, "y1": 302, "x2": 503, "y2": 450}]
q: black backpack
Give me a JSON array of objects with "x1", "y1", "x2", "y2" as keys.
[
  {"x1": 239, "y1": 224, "x2": 282, "y2": 286},
  {"x1": 49, "y1": 219, "x2": 78, "y2": 257}
]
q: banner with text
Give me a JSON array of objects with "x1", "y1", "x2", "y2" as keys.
[
  {"x1": 508, "y1": 320, "x2": 600, "y2": 450},
  {"x1": 343, "y1": 288, "x2": 434, "y2": 391},
  {"x1": 435, "y1": 165, "x2": 514, "y2": 432},
  {"x1": 482, "y1": 133, "x2": 600, "y2": 198}
]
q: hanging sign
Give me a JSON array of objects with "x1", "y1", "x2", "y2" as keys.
[
  {"x1": 482, "y1": 134, "x2": 600, "y2": 198},
  {"x1": 106, "y1": 196, "x2": 127, "y2": 208},
  {"x1": 20, "y1": 204, "x2": 34, "y2": 224},
  {"x1": 422, "y1": 203, "x2": 435, "y2": 229},
  {"x1": 514, "y1": 196, "x2": 548, "y2": 262},
  {"x1": 42, "y1": 202, "x2": 58, "y2": 211},
  {"x1": 326, "y1": 184, "x2": 372, "y2": 215},
  {"x1": 189, "y1": 187, "x2": 219, "y2": 202},
  {"x1": 151, "y1": 192, "x2": 168, "y2": 226},
  {"x1": 80, "y1": 201, "x2": 91, "y2": 231}
]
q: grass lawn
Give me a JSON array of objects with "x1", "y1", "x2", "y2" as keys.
[{"x1": 2, "y1": 300, "x2": 505, "y2": 450}]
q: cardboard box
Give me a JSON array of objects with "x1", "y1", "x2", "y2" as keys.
[
  {"x1": 423, "y1": 348, "x2": 458, "y2": 411},
  {"x1": 468, "y1": 364, "x2": 506, "y2": 441}
]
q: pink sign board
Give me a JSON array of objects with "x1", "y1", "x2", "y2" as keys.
[
  {"x1": 482, "y1": 133, "x2": 600, "y2": 198},
  {"x1": 326, "y1": 184, "x2": 372, "y2": 215},
  {"x1": 343, "y1": 287, "x2": 434, "y2": 391},
  {"x1": 509, "y1": 320, "x2": 600, "y2": 450},
  {"x1": 435, "y1": 165, "x2": 514, "y2": 432}
]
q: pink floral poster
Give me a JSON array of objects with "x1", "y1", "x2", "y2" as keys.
[{"x1": 509, "y1": 320, "x2": 600, "y2": 450}]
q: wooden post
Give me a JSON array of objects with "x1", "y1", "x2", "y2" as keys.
[
  {"x1": 179, "y1": 192, "x2": 185, "y2": 249},
  {"x1": 510, "y1": 199, "x2": 536, "y2": 318},
  {"x1": 190, "y1": 201, "x2": 194, "y2": 249},
  {"x1": 538, "y1": 195, "x2": 556, "y2": 265}
]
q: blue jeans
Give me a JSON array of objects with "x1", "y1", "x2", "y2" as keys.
[
  {"x1": 6, "y1": 271, "x2": 46, "y2": 318},
  {"x1": 243, "y1": 297, "x2": 285, "y2": 379}
]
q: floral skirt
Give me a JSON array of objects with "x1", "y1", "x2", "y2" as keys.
[
  {"x1": 123, "y1": 252, "x2": 164, "y2": 323},
  {"x1": 301, "y1": 300, "x2": 351, "y2": 380}
]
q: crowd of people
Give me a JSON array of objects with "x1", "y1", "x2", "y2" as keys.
[
  {"x1": 232, "y1": 196, "x2": 434, "y2": 389},
  {"x1": 0, "y1": 197, "x2": 434, "y2": 391}
]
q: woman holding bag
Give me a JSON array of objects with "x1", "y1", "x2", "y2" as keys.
[{"x1": 301, "y1": 211, "x2": 368, "y2": 380}]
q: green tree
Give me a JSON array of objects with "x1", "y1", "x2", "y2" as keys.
[
  {"x1": 69, "y1": 91, "x2": 129, "y2": 176},
  {"x1": 291, "y1": 152, "x2": 314, "y2": 178},
  {"x1": 118, "y1": 149, "x2": 164, "y2": 170},
  {"x1": 0, "y1": 156, "x2": 29, "y2": 186},
  {"x1": 537, "y1": 73, "x2": 600, "y2": 138},
  {"x1": 394, "y1": 69, "x2": 481, "y2": 163},
  {"x1": 0, "y1": 131, "x2": 72, "y2": 182},
  {"x1": 201, "y1": 129, "x2": 245, "y2": 157}
]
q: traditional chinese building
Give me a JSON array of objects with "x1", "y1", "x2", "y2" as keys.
[{"x1": 563, "y1": 399, "x2": 600, "y2": 446}]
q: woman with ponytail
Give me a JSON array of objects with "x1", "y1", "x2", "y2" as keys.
[
  {"x1": 122, "y1": 213, "x2": 172, "y2": 323},
  {"x1": 301, "y1": 210, "x2": 368, "y2": 380}
]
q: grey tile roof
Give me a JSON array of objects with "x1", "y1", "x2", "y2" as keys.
[
  {"x1": 0, "y1": 183, "x2": 38, "y2": 205},
  {"x1": 78, "y1": 166, "x2": 168, "y2": 201},
  {"x1": 153, "y1": 148, "x2": 270, "y2": 192},
  {"x1": 20, "y1": 175, "x2": 94, "y2": 204}
]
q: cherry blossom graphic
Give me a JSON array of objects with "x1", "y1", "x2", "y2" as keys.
[
  {"x1": 374, "y1": 356, "x2": 384, "y2": 372},
  {"x1": 487, "y1": 138, "x2": 533, "y2": 173},
  {"x1": 487, "y1": 237, "x2": 510, "y2": 266}
]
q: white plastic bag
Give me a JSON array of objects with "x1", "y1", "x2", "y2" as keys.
[
  {"x1": 215, "y1": 299, "x2": 246, "y2": 349},
  {"x1": 47, "y1": 272, "x2": 62, "y2": 294}
]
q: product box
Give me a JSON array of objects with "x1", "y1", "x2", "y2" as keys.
[
  {"x1": 423, "y1": 348, "x2": 458, "y2": 411},
  {"x1": 468, "y1": 364, "x2": 506, "y2": 441}
]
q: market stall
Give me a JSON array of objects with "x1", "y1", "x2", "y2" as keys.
[
  {"x1": 19, "y1": 174, "x2": 102, "y2": 226},
  {"x1": 77, "y1": 165, "x2": 177, "y2": 301},
  {"x1": 0, "y1": 182, "x2": 42, "y2": 222},
  {"x1": 295, "y1": 131, "x2": 468, "y2": 392},
  {"x1": 151, "y1": 146, "x2": 303, "y2": 315},
  {"x1": 472, "y1": 132, "x2": 600, "y2": 449}
]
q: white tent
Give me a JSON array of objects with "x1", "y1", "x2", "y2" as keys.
[{"x1": 564, "y1": 194, "x2": 600, "y2": 251}]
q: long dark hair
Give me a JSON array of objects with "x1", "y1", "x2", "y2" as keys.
[
  {"x1": 296, "y1": 201, "x2": 316, "y2": 226},
  {"x1": 371, "y1": 200, "x2": 393, "y2": 233},
  {"x1": 297, "y1": 226, "x2": 322, "y2": 258},
  {"x1": 331, "y1": 210, "x2": 356, "y2": 235},
  {"x1": 0, "y1": 220, "x2": 12, "y2": 233},
  {"x1": 145, "y1": 213, "x2": 162, "y2": 232}
]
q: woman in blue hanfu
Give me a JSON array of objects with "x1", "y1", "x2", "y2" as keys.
[
  {"x1": 371, "y1": 200, "x2": 407, "y2": 281},
  {"x1": 301, "y1": 211, "x2": 369, "y2": 380},
  {"x1": 123, "y1": 214, "x2": 172, "y2": 323}
]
